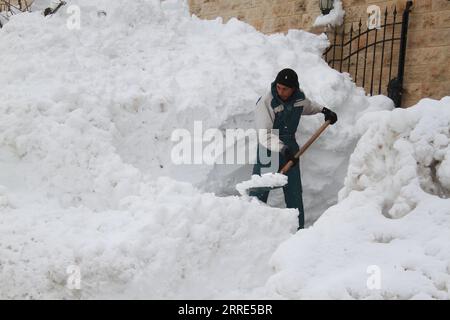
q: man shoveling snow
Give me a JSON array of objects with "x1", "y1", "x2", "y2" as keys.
[{"x1": 247, "y1": 68, "x2": 338, "y2": 230}]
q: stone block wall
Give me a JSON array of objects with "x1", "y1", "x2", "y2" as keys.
[
  {"x1": 0, "y1": 0, "x2": 32, "y2": 11},
  {"x1": 188, "y1": 0, "x2": 323, "y2": 33}
]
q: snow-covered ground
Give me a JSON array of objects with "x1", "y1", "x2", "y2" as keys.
[{"x1": 0, "y1": 0, "x2": 448, "y2": 299}]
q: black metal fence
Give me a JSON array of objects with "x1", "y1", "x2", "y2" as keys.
[{"x1": 323, "y1": 1, "x2": 413, "y2": 108}]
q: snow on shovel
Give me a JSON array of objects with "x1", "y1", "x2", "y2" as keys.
[{"x1": 236, "y1": 120, "x2": 331, "y2": 195}]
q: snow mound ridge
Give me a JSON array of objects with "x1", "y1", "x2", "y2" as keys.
[
  {"x1": 0, "y1": 0, "x2": 302, "y2": 299},
  {"x1": 0, "y1": 176, "x2": 297, "y2": 299},
  {"x1": 266, "y1": 97, "x2": 450, "y2": 300}
]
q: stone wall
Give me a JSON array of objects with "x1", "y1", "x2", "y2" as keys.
[
  {"x1": 188, "y1": 0, "x2": 450, "y2": 107},
  {"x1": 401, "y1": 0, "x2": 450, "y2": 107},
  {"x1": 0, "y1": 0, "x2": 32, "y2": 11},
  {"x1": 188, "y1": 0, "x2": 323, "y2": 34}
]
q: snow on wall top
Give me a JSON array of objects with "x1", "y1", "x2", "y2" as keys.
[{"x1": 314, "y1": 0, "x2": 345, "y2": 28}]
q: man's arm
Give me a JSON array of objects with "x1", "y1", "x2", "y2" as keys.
[
  {"x1": 254, "y1": 95, "x2": 285, "y2": 152},
  {"x1": 302, "y1": 98, "x2": 324, "y2": 115},
  {"x1": 302, "y1": 98, "x2": 338, "y2": 124}
]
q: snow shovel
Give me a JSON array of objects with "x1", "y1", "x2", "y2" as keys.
[{"x1": 237, "y1": 120, "x2": 331, "y2": 195}]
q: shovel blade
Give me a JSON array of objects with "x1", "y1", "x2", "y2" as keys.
[{"x1": 247, "y1": 185, "x2": 284, "y2": 194}]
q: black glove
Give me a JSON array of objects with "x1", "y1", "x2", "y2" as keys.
[
  {"x1": 280, "y1": 146, "x2": 299, "y2": 166},
  {"x1": 322, "y1": 107, "x2": 338, "y2": 125}
]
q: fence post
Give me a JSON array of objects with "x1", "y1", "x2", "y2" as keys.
[
  {"x1": 388, "y1": 1, "x2": 413, "y2": 108},
  {"x1": 378, "y1": 7, "x2": 388, "y2": 95}
]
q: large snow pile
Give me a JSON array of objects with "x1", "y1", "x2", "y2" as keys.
[
  {"x1": 0, "y1": 0, "x2": 391, "y2": 224},
  {"x1": 266, "y1": 97, "x2": 450, "y2": 299},
  {"x1": 0, "y1": 167, "x2": 297, "y2": 299},
  {"x1": 0, "y1": 0, "x2": 301, "y2": 299},
  {"x1": 0, "y1": 0, "x2": 401, "y2": 299}
]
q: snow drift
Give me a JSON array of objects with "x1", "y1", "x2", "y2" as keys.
[
  {"x1": 2, "y1": 0, "x2": 446, "y2": 300},
  {"x1": 0, "y1": 0, "x2": 302, "y2": 299},
  {"x1": 266, "y1": 97, "x2": 450, "y2": 299}
]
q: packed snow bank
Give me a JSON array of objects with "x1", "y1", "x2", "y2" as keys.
[
  {"x1": 314, "y1": 0, "x2": 345, "y2": 27},
  {"x1": 0, "y1": 150, "x2": 297, "y2": 299},
  {"x1": 266, "y1": 97, "x2": 450, "y2": 299},
  {"x1": 0, "y1": 0, "x2": 394, "y2": 298},
  {"x1": 2, "y1": 0, "x2": 391, "y2": 225}
]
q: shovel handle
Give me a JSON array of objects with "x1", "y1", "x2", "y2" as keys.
[{"x1": 279, "y1": 120, "x2": 331, "y2": 175}]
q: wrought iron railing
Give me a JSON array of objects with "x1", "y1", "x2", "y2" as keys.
[{"x1": 324, "y1": 1, "x2": 413, "y2": 108}]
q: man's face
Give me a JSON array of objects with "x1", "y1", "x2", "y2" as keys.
[{"x1": 276, "y1": 83, "x2": 295, "y2": 101}]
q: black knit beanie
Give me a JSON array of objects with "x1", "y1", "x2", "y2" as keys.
[{"x1": 275, "y1": 68, "x2": 299, "y2": 89}]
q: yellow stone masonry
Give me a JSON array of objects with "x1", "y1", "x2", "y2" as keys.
[
  {"x1": 188, "y1": 0, "x2": 450, "y2": 107},
  {"x1": 0, "y1": 0, "x2": 32, "y2": 11}
]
